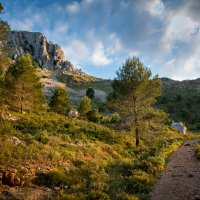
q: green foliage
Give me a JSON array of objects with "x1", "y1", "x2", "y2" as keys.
[
  {"x1": 126, "y1": 170, "x2": 154, "y2": 194},
  {"x1": 34, "y1": 130, "x2": 49, "y2": 144},
  {"x1": 78, "y1": 96, "x2": 92, "y2": 116},
  {"x1": 195, "y1": 145, "x2": 200, "y2": 159},
  {"x1": 157, "y1": 79, "x2": 200, "y2": 131},
  {"x1": 110, "y1": 113, "x2": 120, "y2": 123},
  {"x1": 0, "y1": 121, "x2": 16, "y2": 136},
  {"x1": 50, "y1": 88, "x2": 71, "y2": 115},
  {"x1": 5, "y1": 54, "x2": 45, "y2": 113},
  {"x1": 109, "y1": 57, "x2": 161, "y2": 146},
  {"x1": 36, "y1": 169, "x2": 68, "y2": 187},
  {"x1": 86, "y1": 87, "x2": 95, "y2": 99},
  {"x1": 87, "y1": 109, "x2": 100, "y2": 122}
]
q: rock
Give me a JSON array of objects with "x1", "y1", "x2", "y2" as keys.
[
  {"x1": 14, "y1": 177, "x2": 21, "y2": 186},
  {"x1": 2, "y1": 168, "x2": 21, "y2": 186},
  {"x1": 7, "y1": 31, "x2": 75, "y2": 71},
  {"x1": 53, "y1": 187, "x2": 61, "y2": 191},
  {"x1": 64, "y1": 185, "x2": 68, "y2": 190},
  {"x1": 171, "y1": 122, "x2": 187, "y2": 134},
  {"x1": 12, "y1": 136, "x2": 22, "y2": 145},
  {"x1": 3, "y1": 170, "x2": 15, "y2": 186}
]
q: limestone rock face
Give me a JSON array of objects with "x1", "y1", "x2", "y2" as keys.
[{"x1": 7, "y1": 31, "x2": 74, "y2": 71}]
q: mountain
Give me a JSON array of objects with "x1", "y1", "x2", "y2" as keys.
[{"x1": 7, "y1": 30, "x2": 75, "y2": 71}]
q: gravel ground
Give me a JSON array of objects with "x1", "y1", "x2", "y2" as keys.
[{"x1": 151, "y1": 139, "x2": 200, "y2": 200}]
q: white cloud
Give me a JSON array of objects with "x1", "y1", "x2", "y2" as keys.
[
  {"x1": 162, "y1": 11, "x2": 198, "y2": 51},
  {"x1": 62, "y1": 39, "x2": 89, "y2": 66},
  {"x1": 145, "y1": 0, "x2": 164, "y2": 16},
  {"x1": 66, "y1": 1, "x2": 80, "y2": 13},
  {"x1": 91, "y1": 42, "x2": 112, "y2": 66},
  {"x1": 106, "y1": 32, "x2": 122, "y2": 54}
]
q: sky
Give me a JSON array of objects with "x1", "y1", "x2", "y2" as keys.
[{"x1": 1, "y1": 0, "x2": 200, "y2": 80}]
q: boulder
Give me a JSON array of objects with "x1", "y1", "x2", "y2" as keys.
[
  {"x1": 11, "y1": 136, "x2": 22, "y2": 145},
  {"x1": 171, "y1": 122, "x2": 187, "y2": 134},
  {"x1": 2, "y1": 168, "x2": 21, "y2": 186}
]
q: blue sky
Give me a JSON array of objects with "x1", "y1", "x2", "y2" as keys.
[{"x1": 1, "y1": 0, "x2": 200, "y2": 80}]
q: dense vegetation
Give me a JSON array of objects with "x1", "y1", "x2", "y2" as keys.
[{"x1": 157, "y1": 78, "x2": 200, "y2": 131}]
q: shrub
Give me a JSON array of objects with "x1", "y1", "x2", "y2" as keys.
[
  {"x1": 116, "y1": 193, "x2": 138, "y2": 200},
  {"x1": 87, "y1": 109, "x2": 100, "y2": 122},
  {"x1": 195, "y1": 145, "x2": 200, "y2": 159},
  {"x1": 126, "y1": 170, "x2": 154, "y2": 194},
  {"x1": 78, "y1": 96, "x2": 92, "y2": 116},
  {"x1": 0, "y1": 121, "x2": 16, "y2": 136},
  {"x1": 36, "y1": 169, "x2": 68, "y2": 187},
  {"x1": 145, "y1": 156, "x2": 165, "y2": 175},
  {"x1": 34, "y1": 130, "x2": 49, "y2": 144},
  {"x1": 88, "y1": 190, "x2": 110, "y2": 200},
  {"x1": 110, "y1": 113, "x2": 120, "y2": 123}
]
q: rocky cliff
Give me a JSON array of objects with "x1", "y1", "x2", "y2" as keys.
[{"x1": 7, "y1": 31, "x2": 75, "y2": 71}]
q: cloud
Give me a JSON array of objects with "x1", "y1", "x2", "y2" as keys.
[
  {"x1": 91, "y1": 42, "x2": 112, "y2": 66},
  {"x1": 66, "y1": 1, "x2": 80, "y2": 13},
  {"x1": 62, "y1": 39, "x2": 90, "y2": 66},
  {"x1": 145, "y1": 0, "x2": 164, "y2": 16}
]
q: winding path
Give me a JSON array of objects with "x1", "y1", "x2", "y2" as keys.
[{"x1": 151, "y1": 139, "x2": 200, "y2": 200}]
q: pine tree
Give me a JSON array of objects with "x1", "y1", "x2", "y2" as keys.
[
  {"x1": 86, "y1": 87, "x2": 95, "y2": 99},
  {"x1": 5, "y1": 54, "x2": 45, "y2": 113},
  {"x1": 108, "y1": 57, "x2": 161, "y2": 146},
  {"x1": 78, "y1": 96, "x2": 92, "y2": 116},
  {"x1": 50, "y1": 88, "x2": 71, "y2": 115}
]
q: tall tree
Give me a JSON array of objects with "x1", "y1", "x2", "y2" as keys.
[
  {"x1": 108, "y1": 57, "x2": 161, "y2": 146},
  {"x1": 86, "y1": 87, "x2": 95, "y2": 99},
  {"x1": 78, "y1": 96, "x2": 92, "y2": 117},
  {"x1": 50, "y1": 88, "x2": 71, "y2": 115},
  {"x1": 5, "y1": 54, "x2": 45, "y2": 113}
]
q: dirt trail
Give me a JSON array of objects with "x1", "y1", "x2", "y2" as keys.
[{"x1": 151, "y1": 139, "x2": 200, "y2": 200}]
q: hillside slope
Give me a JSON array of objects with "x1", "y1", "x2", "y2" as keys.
[{"x1": 157, "y1": 78, "x2": 200, "y2": 130}]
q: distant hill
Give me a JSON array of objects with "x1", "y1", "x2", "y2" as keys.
[{"x1": 157, "y1": 78, "x2": 200, "y2": 130}]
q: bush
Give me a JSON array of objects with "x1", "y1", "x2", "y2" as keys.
[
  {"x1": 35, "y1": 130, "x2": 49, "y2": 144},
  {"x1": 36, "y1": 169, "x2": 68, "y2": 187},
  {"x1": 87, "y1": 109, "x2": 100, "y2": 122},
  {"x1": 195, "y1": 145, "x2": 200, "y2": 159},
  {"x1": 88, "y1": 190, "x2": 110, "y2": 200},
  {"x1": 145, "y1": 156, "x2": 165, "y2": 175},
  {"x1": 0, "y1": 121, "x2": 17, "y2": 136},
  {"x1": 78, "y1": 96, "x2": 92, "y2": 116},
  {"x1": 126, "y1": 170, "x2": 154, "y2": 194},
  {"x1": 110, "y1": 113, "x2": 120, "y2": 123}
]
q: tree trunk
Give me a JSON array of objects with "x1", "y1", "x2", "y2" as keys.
[
  {"x1": 135, "y1": 127, "x2": 139, "y2": 147},
  {"x1": 20, "y1": 84, "x2": 24, "y2": 114}
]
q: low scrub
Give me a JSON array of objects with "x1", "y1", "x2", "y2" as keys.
[{"x1": 195, "y1": 145, "x2": 200, "y2": 159}]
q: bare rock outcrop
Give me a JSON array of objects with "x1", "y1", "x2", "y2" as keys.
[{"x1": 7, "y1": 31, "x2": 75, "y2": 71}]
